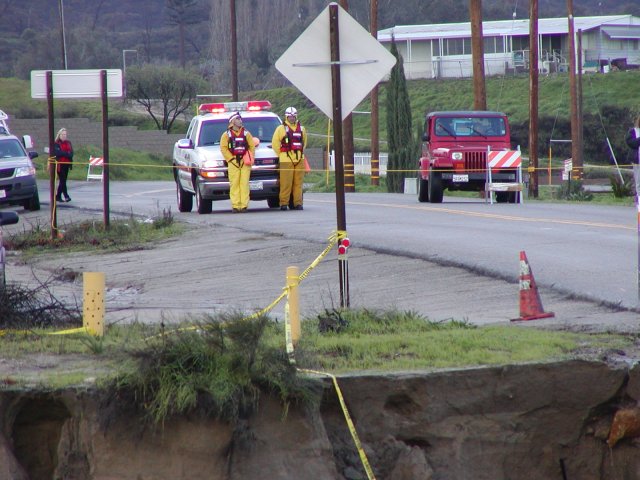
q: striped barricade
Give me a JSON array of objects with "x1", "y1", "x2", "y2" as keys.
[
  {"x1": 485, "y1": 149, "x2": 523, "y2": 204},
  {"x1": 87, "y1": 156, "x2": 104, "y2": 181}
]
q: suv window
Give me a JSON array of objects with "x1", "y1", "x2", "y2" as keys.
[
  {"x1": 435, "y1": 117, "x2": 506, "y2": 137},
  {"x1": 0, "y1": 138, "x2": 27, "y2": 158},
  {"x1": 197, "y1": 117, "x2": 281, "y2": 147}
]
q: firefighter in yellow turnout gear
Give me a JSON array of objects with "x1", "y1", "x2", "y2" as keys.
[
  {"x1": 220, "y1": 112, "x2": 255, "y2": 212},
  {"x1": 272, "y1": 107, "x2": 307, "y2": 210}
]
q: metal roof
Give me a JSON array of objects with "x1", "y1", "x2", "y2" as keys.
[
  {"x1": 602, "y1": 25, "x2": 640, "y2": 39},
  {"x1": 378, "y1": 15, "x2": 640, "y2": 41}
]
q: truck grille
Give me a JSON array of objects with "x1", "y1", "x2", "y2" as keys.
[{"x1": 464, "y1": 151, "x2": 487, "y2": 173}]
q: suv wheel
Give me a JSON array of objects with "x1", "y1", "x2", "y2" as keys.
[
  {"x1": 194, "y1": 178, "x2": 212, "y2": 214},
  {"x1": 176, "y1": 181, "x2": 193, "y2": 212},
  {"x1": 23, "y1": 190, "x2": 40, "y2": 211},
  {"x1": 267, "y1": 197, "x2": 279, "y2": 208}
]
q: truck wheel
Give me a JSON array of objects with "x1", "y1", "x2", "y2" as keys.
[
  {"x1": 176, "y1": 181, "x2": 193, "y2": 212},
  {"x1": 195, "y1": 179, "x2": 212, "y2": 214},
  {"x1": 418, "y1": 178, "x2": 429, "y2": 202},
  {"x1": 267, "y1": 197, "x2": 279, "y2": 208},
  {"x1": 428, "y1": 171, "x2": 443, "y2": 203}
]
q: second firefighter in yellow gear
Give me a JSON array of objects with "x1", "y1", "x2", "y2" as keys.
[
  {"x1": 272, "y1": 106, "x2": 307, "y2": 210},
  {"x1": 220, "y1": 112, "x2": 255, "y2": 212}
]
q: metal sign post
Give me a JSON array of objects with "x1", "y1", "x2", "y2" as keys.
[
  {"x1": 46, "y1": 72, "x2": 57, "y2": 239},
  {"x1": 275, "y1": 2, "x2": 395, "y2": 309},
  {"x1": 31, "y1": 69, "x2": 122, "y2": 232},
  {"x1": 329, "y1": 4, "x2": 348, "y2": 307}
]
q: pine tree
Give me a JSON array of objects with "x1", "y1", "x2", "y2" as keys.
[{"x1": 385, "y1": 37, "x2": 417, "y2": 193}]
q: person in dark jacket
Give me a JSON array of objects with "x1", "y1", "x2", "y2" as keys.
[
  {"x1": 53, "y1": 127, "x2": 73, "y2": 202},
  {"x1": 625, "y1": 116, "x2": 640, "y2": 165}
]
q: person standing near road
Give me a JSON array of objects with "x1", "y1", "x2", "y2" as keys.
[
  {"x1": 220, "y1": 112, "x2": 255, "y2": 213},
  {"x1": 53, "y1": 127, "x2": 73, "y2": 202},
  {"x1": 272, "y1": 107, "x2": 307, "y2": 210},
  {"x1": 625, "y1": 115, "x2": 640, "y2": 164}
]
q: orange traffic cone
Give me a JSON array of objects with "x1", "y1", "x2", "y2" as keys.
[{"x1": 512, "y1": 251, "x2": 555, "y2": 322}]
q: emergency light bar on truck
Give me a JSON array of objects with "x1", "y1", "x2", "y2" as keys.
[{"x1": 198, "y1": 100, "x2": 272, "y2": 114}]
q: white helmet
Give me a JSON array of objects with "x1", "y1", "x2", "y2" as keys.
[{"x1": 285, "y1": 107, "x2": 297, "y2": 117}]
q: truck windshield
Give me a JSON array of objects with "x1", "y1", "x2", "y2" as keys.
[
  {"x1": 435, "y1": 117, "x2": 506, "y2": 137},
  {"x1": 198, "y1": 117, "x2": 282, "y2": 146}
]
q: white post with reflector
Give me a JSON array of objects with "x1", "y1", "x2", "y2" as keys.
[{"x1": 338, "y1": 237, "x2": 350, "y2": 307}]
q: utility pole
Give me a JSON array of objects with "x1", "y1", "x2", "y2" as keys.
[
  {"x1": 370, "y1": 0, "x2": 380, "y2": 186},
  {"x1": 528, "y1": 0, "x2": 539, "y2": 198},
  {"x1": 340, "y1": 0, "x2": 355, "y2": 192},
  {"x1": 58, "y1": 0, "x2": 68, "y2": 69},
  {"x1": 469, "y1": 0, "x2": 486, "y2": 110},
  {"x1": 577, "y1": 29, "x2": 584, "y2": 176},
  {"x1": 567, "y1": 0, "x2": 581, "y2": 179},
  {"x1": 230, "y1": 0, "x2": 238, "y2": 101}
]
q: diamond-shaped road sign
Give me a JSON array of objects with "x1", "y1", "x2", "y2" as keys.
[{"x1": 275, "y1": 3, "x2": 396, "y2": 120}]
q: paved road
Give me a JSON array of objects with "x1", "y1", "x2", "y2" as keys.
[{"x1": 4, "y1": 180, "x2": 639, "y2": 333}]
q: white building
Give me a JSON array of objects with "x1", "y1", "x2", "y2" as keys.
[{"x1": 378, "y1": 15, "x2": 640, "y2": 79}]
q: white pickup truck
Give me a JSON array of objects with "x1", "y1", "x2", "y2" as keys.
[{"x1": 172, "y1": 100, "x2": 282, "y2": 214}]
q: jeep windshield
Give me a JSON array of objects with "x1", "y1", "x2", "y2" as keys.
[
  {"x1": 435, "y1": 117, "x2": 506, "y2": 138},
  {"x1": 197, "y1": 118, "x2": 282, "y2": 146}
]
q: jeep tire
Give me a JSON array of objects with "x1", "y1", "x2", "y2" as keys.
[{"x1": 428, "y1": 171, "x2": 443, "y2": 203}]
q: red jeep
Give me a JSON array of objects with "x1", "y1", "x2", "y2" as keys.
[{"x1": 418, "y1": 111, "x2": 517, "y2": 203}]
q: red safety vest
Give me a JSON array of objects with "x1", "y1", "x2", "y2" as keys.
[
  {"x1": 227, "y1": 128, "x2": 247, "y2": 156},
  {"x1": 280, "y1": 123, "x2": 303, "y2": 153}
]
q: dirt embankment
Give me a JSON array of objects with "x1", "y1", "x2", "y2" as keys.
[{"x1": 2, "y1": 359, "x2": 640, "y2": 480}]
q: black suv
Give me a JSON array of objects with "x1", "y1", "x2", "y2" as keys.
[{"x1": 0, "y1": 130, "x2": 40, "y2": 211}]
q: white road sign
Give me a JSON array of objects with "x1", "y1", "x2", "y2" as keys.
[
  {"x1": 31, "y1": 69, "x2": 123, "y2": 99},
  {"x1": 275, "y1": 3, "x2": 396, "y2": 120}
]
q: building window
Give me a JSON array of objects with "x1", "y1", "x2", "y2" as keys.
[
  {"x1": 445, "y1": 38, "x2": 465, "y2": 55},
  {"x1": 484, "y1": 36, "x2": 496, "y2": 54},
  {"x1": 511, "y1": 36, "x2": 530, "y2": 51},
  {"x1": 432, "y1": 39, "x2": 441, "y2": 56},
  {"x1": 463, "y1": 37, "x2": 471, "y2": 54}
]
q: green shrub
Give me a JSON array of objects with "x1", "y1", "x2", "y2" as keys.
[
  {"x1": 554, "y1": 180, "x2": 594, "y2": 201},
  {"x1": 108, "y1": 313, "x2": 320, "y2": 426}
]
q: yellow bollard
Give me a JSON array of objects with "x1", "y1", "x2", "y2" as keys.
[
  {"x1": 286, "y1": 266, "x2": 301, "y2": 345},
  {"x1": 83, "y1": 272, "x2": 105, "y2": 336}
]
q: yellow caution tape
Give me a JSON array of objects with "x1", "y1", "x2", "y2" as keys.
[
  {"x1": 147, "y1": 230, "x2": 344, "y2": 341},
  {"x1": 0, "y1": 326, "x2": 88, "y2": 336},
  {"x1": 47, "y1": 327, "x2": 89, "y2": 335},
  {"x1": 299, "y1": 368, "x2": 377, "y2": 480}
]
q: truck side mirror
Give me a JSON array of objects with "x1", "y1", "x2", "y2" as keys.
[
  {"x1": 177, "y1": 138, "x2": 193, "y2": 149},
  {"x1": 22, "y1": 135, "x2": 34, "y2": 150},
  {"x1": 422, "y1": 133, "x2": 429, "y2": 142}
]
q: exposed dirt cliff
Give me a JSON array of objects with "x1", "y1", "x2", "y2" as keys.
[{"x1": 2, "y1": 360, "x2": 640, "y2": 480}]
